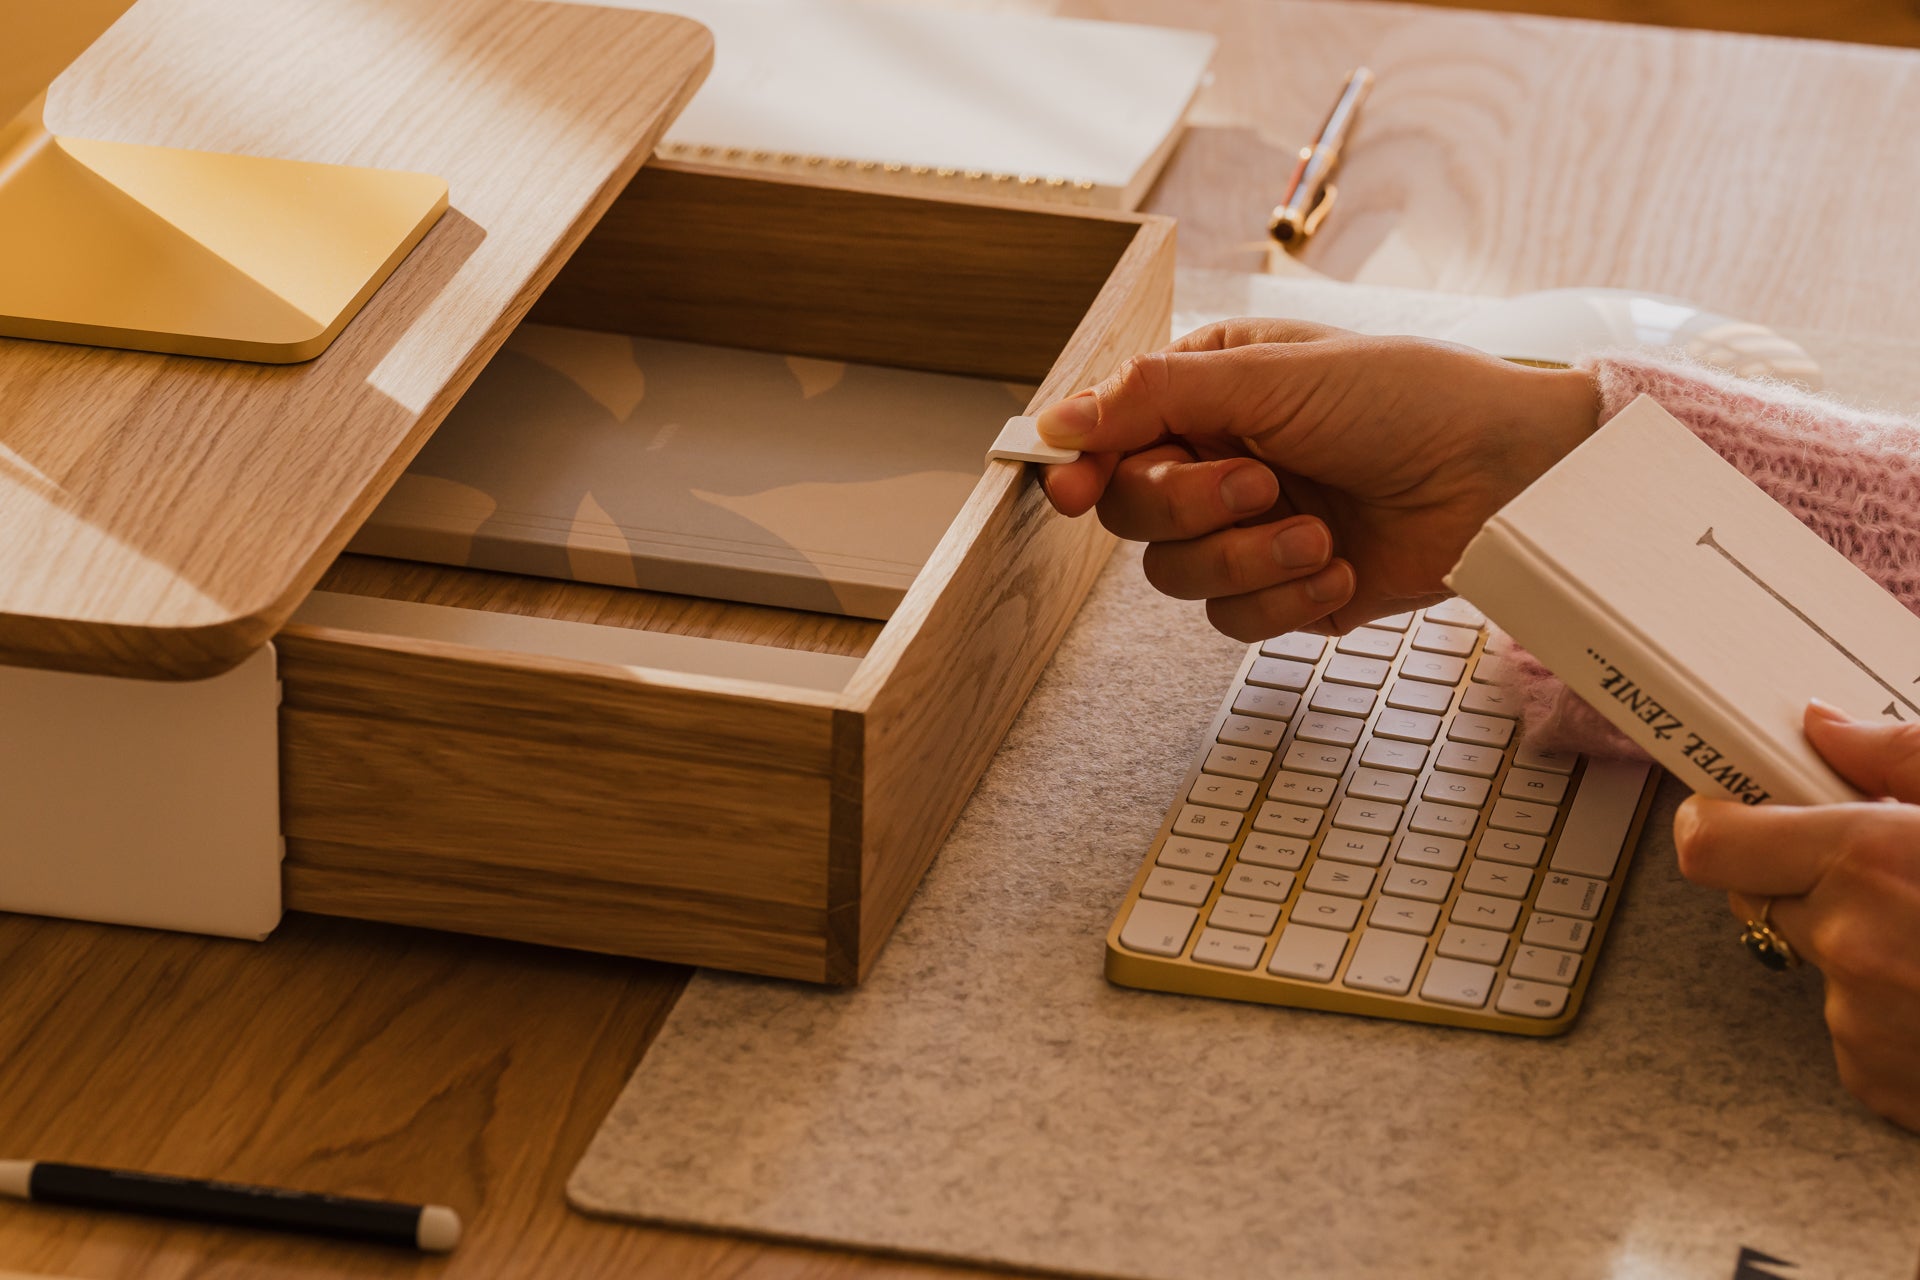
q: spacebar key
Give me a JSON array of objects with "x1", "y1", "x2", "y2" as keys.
[{"x1": 1549, "y1": 758, "x2": 1651, "y2": 880}]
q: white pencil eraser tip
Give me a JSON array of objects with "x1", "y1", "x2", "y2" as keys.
[
  {"x1": 987, "y1": 415, "x2": 1080, "y2": 466},
  {"x1": 416, "y1": 1204, "x2": 463, "y2": 1252}
]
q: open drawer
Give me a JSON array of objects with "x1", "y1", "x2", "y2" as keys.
[{"x1": 274, "y1": 164, "x2": 1175, "y2": 983}]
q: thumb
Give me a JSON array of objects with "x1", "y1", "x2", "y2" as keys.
[
  {"x1": 1034, "y1": 344, "x2": 1319, "y2": 455},
  {"x1": 1804, "y1": 699, "x2": 1920, "y2": 802}
]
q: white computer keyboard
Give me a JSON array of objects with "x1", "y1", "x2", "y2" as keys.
[{"x1": 1104, "y1": 598, "x2": 1657, "y2": 1034}]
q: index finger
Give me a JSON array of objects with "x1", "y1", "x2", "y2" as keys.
[
  {"x1": 1034, "y1": 341, "x2": 1324, "y2": 456},
  {"x1": 1165, "y1": 318, "x2": 1345, "y2": 354}
]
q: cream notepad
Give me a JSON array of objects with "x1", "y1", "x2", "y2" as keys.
[
  {"x1": 562, "y1": 0, "x2": 1215, "y2": 209},
  {"x1": 353, "y1": 326, "x2": 1032, "y2": 618}
]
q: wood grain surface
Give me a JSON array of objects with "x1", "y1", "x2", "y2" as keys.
[
  {"x1": 8, "y1": 2, "x2": 1920, "y2": 1278},
  {"x1": 0, "y1": 0, "x2": 710, "y2": 680},
  {"x1": 1054, "y1": 0, "x2": 1920, "y2": 339}
]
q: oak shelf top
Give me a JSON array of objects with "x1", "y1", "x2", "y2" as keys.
[{"x1": 0, "y1": 0, "x2": 712, "y2": 679}]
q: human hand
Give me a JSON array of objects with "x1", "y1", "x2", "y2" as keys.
[
  {"x1": 1035, "y1": 320, "x2": 1598, "y2": 638},
  {"x1": 1673, "y1": 701, "x2": 1920, "y2": 1131}
]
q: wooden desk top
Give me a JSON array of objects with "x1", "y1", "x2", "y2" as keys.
[{"x1": 3, "y1": 3, "x2": 1917, "y2": 1278}]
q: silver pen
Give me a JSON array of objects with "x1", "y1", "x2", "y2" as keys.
[{"x1": 1268, "y1": 67, "x2": 1374, "y2": 246}]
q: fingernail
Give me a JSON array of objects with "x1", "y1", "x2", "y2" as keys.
[
  {"x1": 1304, "y1": 561, "x2": 1349, "y2": 604},
  {"x1": 1807, "y1": 698, "x2": 1850, "y2": 723},
  {"x1": 1222, "y1": 468, "x2": 1275, "y2": 516},
  {"x1": 1036, "y1": 393, "x2": 1099, "y2": 448},
  {"x1": 1672, "y1": 798, "x2": 1700, "y2": 852},
  {"x1": 1273, "y1": 522, "x2": 1327, "y2": 569}
]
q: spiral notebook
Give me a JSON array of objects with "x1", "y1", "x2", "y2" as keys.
[{"x1": 561, "y1": 0, "x2": 1216, "y2": 210}]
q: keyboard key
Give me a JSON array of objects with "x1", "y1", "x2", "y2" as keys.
[
  {"x1": 1360, "y1": 739, "x2": 1427, "y2": 774},
  {"x1": 1462, "y1": 859, "x2": 1532, "y2": 899},
  {"x1": 1489, "y1": 797, "x2": 1557, "y2": 836},
  {"x1": 1240, "y1": 833, "x2": 1310, "y2": 870},
  {"x1": 1347, "y1": 767, "x2": 1415, "y2": 804},
  {"x1": 1192, "y1": 928, "x2": 1264, "y2": 970},
  {"x1": 1157, "y1": 836, "x2": 1230, "y2": 874},
  {"x1": 1290, "y1": 892, "x2": 1362, "y2": 931},
  {"x1": 1335, "y1": 627, "x2": 1402, "y2": 660},
  {"x1": 1381, "y1": 862, "x2": 1453, "y2": 903},
  {"x1": 1203, "y1": 744, "x2": 1271, "y2": 781},
  {"x1": 1435, "y1": 741, "x2": 1500, "y2": 778},
  {"x1": 1411, "y1": 622, "x2": 1477, "y2": 657},
  {"x1": 1549, "y1": 758, "x2": 1650, "y2": 880},
  {"x1": 1422, "y1": 598, "x2": 1486, "y2": 628},
  {"x1": 1477, "y1": 831, "x2": 1546, "y2": 867},
  {"x1": 1142, "y1": 868, "x2": 1214, "y2": 907},
  {"x1": 1524, "y1": 912, "x2": 1594, "y2": 952},
  {"x1": 1324, "y1": 654, "x2": 1391, "y2": 688},
  {"x1": 1421, "y1": 956, "x2": 1498, "y2": 1008},
  {"x1": 1267, "y1": 924, "x2": 1347, "y2": 981},
  {"x1": 1260, "y1": 633, "x2": 1326, "y2": 662},
  {"x1": 1369, "y1": 895, "x2": 1440, "y2": 935},
  {"x1": 1408, "y1": 800, "x2": 1476, "y2": 839},
  {"x1": 1501, "y1": 767, "x2": 1569, "y2": 805},
  {"x1": 1422, "y1": 771, "x2": 1490, "y2": 808},
  {"x1": 1319, "y1": 829, "x2": 1390, "y2": 867},
  {"x1": 1248, "y1": 657, "x2": 1314, "y2": 691},
  {"x1": 1119, "y1": 899, "x2": 1198, "y2": 956},
  {"x1": 1283, "y1": 741, "x2": 1351, "y2": 778},
  {"x1": 1268, "y1": 770, "x2": 1337, "y2": 808},
  {"x1": 1227, "y1": 865, "x2": 1298, "y2": 903},
  {"x1": 1342, "y1": 929, "x2": 1426, "y2": 995},
  {"x1": 1175, "y1": 804, "x2": 1242, "y2": 842},
  {"x1": 1496, "y1": 977, "x2": 1569, "y2": 1019},
  {"x1": 1295, "y1": 711, "x2": 1365, "y2": 747},
  {"x1": 1211, "y1": 895, "x2": 1282, "y2": 935},
  {"x1": 1513, "y1": 741, "x2": 1577, "y2": 774},
  {"x1": 1218, "y1": 715, "x2": 1285, "y2": 751},
  {"x1": 1233, "y1": 686, "x2": 1300, "y2": 721},
  {"x1": 1535, "y1": 872, "x2": 1606, "y2": 919},
  {"x1": 1510, "y1": 944, "x2": 1581, "y2": 985},
  {"x1": 1436, "y1": 924, "x2": 1508, "y2": 964},
  {"x1": 1375, "y1": 709, "x2": 1442, "y2": 743},
  {"x1": 1305, "y1": 860, "x2": 1375, "y2": 898},
  {"x1": 1459, "y1": 684, "x2": 1518, "y2": 718},
  {"x1": 1309, "y1": 683, "x2": 1375, "y2": 717},
  {"x1": 1332, "y1": 797, "x2": 1403, "y2": 836},
  {"x1": 1190, "y1": 775, "x2": 1257, "y2": 810},
  {"x1": 1369, "y1": 611, "x2": 1417, "y2": 632},
  {"x1": 1450, "y1": 891, "x2": 1522, "y2": 931},
  {"x1": 1393, "y1": 833, "x2": 1466, "y2": 870},
  {"x1": 1253, "y1": 800, "x2": 1323, "y2": 840},
  {"x1": 1471, "y1": 655, "x2": 1514, "y2": 685},
  {"x1": 1385, "y1": 680, "x2": 1452, "y2": 714},
  {"x1": 1399, "y1": 651, "x2": 1467, "y2": 685},
  {"x1": 1447, "y1": 712, "x2": 1514, "y2": 748}
]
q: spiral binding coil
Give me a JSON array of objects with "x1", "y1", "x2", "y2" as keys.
[{"x1": 656, "y1": 141, "x2": 1104, "y2": 207}]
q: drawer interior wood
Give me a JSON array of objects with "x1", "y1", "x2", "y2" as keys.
[{"x1": 314, "y1": 163, "x2": 1151, "y2": 664}]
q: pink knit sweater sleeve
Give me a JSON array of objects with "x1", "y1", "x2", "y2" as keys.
[{"x1": 1496, "y1": 351, "x2": 1920, "y2": 756}]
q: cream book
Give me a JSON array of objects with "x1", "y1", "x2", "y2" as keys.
[
  {"x1": 571, "y1": 0, "x2": 1214, "y2": 210},
  {"x1": 351, "y1": 325, "x2": 1030, "y2": 619},
  {"x1": 1447, "y1": 394, "x2": 1920, "y2": 806}
]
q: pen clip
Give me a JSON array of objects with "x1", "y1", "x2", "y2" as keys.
[{"x1": 1302, "y1": 182, "x2": 1338, "y2": 240}]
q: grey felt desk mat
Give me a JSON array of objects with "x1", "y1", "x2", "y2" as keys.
[{"x1": 570, "y1": 281, "x2": 1920, "y2": 1280}]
